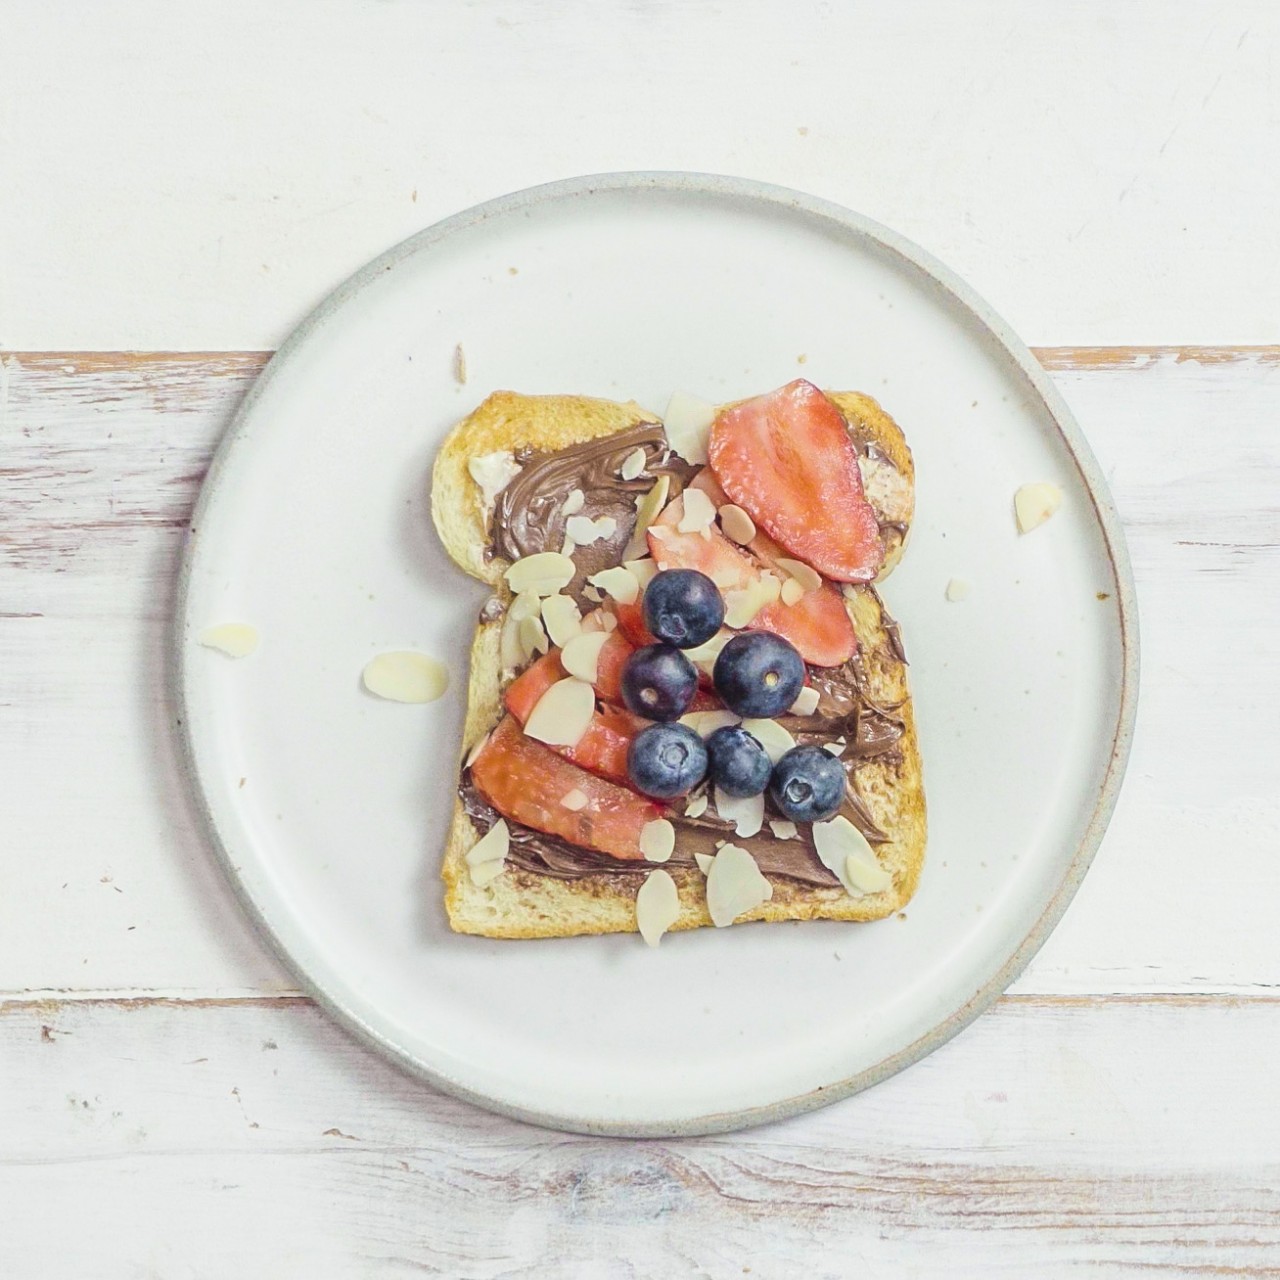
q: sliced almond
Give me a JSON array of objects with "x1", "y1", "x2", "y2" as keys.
[
  {"x1": 635, "y1": 869, "x2": 680, "y2": 947},
  {"x1": 623, "y1": 557, "x2": 658, "y2": 588},
  {"x1": 812, "y1": 815, "x2": 892, "y2": 897},
  {"x1": 789, "y1": 686, "x2": 820, "y2": 716},
  {"x1": 684, "y1": 791, "x2": 709, "y2": 819},
  {"x1": 562, "y1": 488, "x2": 586, "y2": 516},
  {"x1": 775, "y1": 557, "x2": 822, "y2": 594},
  {"x1": 600, "y1": 611, "x2": 618, "y2": 631},
  {"x1": 500, "y1": 591, "x2": 544, "y2": 669},
  {"x1": 560, "y1": 789, "x2": 589, "y2": 812},
  {"x1": 740, "y1": 718, "x2": 796, "y2": 765},
  {"x1": 845, "y1": 849, "x2": 893, "y2": 895},
  {"x1": 723, "y1": 584, "x2": 768, "y2": 629},
  {"x1": 506, "y1": 552, "x2": 576, "y2": 597},
  {"x1": 523, "y1": 677, "x2": 595, "y2": 748},
  {"x1": 663, "y1": 390, "x2": 715, "y2": 465},
  {"x1": 466, "y1": 819, "x2": 509, "y2": 886},
  {"x1": 718, "y1": 504, "x2": 756, "y2": 545},
  {"x1": 709, "y1": 566, "x2": 740, "y2": 589},
  {"x1": 714, "y1": 788, "x2": 764, "y2": 838},
  {"x1": 683, "y1": 629, "x2": 734, "y2": 675},
  {"x1": 677, "y1": 486, "x2": 717, "y2": 535},
  {"x1": 946, "y1": 577, "x2": 971, "y2": 602},
  {"x1": 362, "y1": 651, "x2": 449, "y2": 703},
  {"x1": 623, "y1": 474, "x2": 671, "y2": 559},
  {"x1": 582, "y1": 584, "x2": 603, "y2": 603},
  {"x1": 199, "y1": 622, "x2": 259, "y2": 658},
  {"x1": 561, "y1": 629, "x2": 611, "y2": 683},
  {"x1": 619, "y1": 447, "x2": 647, "y2": 481},
  {"x1": 823, "y1": 741, "x2": 846, "y2": 757},
  {"x1": 560, "y1": 533, "x2": 576, "y2": 557},
  {"x1": 509, "y1": 591, "x2": 542, "y2": 621},
  {"x1": 768, "y1": 819, "x2": 798, "y2": 840},
  {"x1": 541, "y1": 594, "x2": 583, "y2": 647},
  {"x1": 679, "y1": 708, "x2": 740, "y2": 738},
  {"x1": 705, "y1": 844, "x2": 773, "y2": 927},
  {"x1": 453, "y1": 343, "x2": 468, "y2": 386},
  {"x1": 639, "y1": 818, "x2": 676, "y2": 863},
  {"x1": 518, "y1": 614, "x2": 549, "y2": 663},
  {"x1": 566, "y1": 514, "x2": 618, "y2": 546},
  {"x1": 694, "y1": 851, "x2": 715, "y2": 876},
  {"x1": 780, "y1": 577, "x2": 806, "y2": 607},
  {"x1": 464, "y1": 732, "x2": 491, "y2": 769},
  {"x1": 467, "y1": 451, "x2": 521, "y2": 506},
  {"x1": 580, "y1": 604, "x2": 608, "y2": 631},
  {"x1": 1015, "y1": 482, "x2": 1063, "y2": 534},
  {"x1": 587, "y1": 565, "x2": 640, "y2": 605}
]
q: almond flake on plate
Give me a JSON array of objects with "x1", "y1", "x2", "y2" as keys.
[
  {"x1": 945, "y1": 577, "x2": 971, "y2": 602},
  {"x1": 740, "y1": 718, "x2": 796, "y2": 765},
  {"x1": 506, "y1": 551, "x2": 576, "y2": 597},
  {"x1": 1014, "y1": 482, "x2": 1063, "y2": 534},
  {"x1": 623, "y1": 474, "x2": 671, "y2": 559},
  {"x1": 812, "y1": 815, "x2": 892, "y2": 897},
  {"x1": 714, "y1": 787, "x2": 764, "y2": 838},
  {"x1": 560, "y1": 789, "x2": 589, "y2": 812},
  {"x1": 199, "y1": 622, "x2": 259, "y2": 658},
  {"x1": 619, "y1": 447, "x2": 647, "y2": 481},
  {"x1": 639, "y1": 818, "x2": 676, "y2": 862},
  {"x1": 587, "y1": 565, "x2": 641, "y2": 605},
  {"x1": 789, "y1": 686, "x2": 820, "y2": 717},
  {"x1": 524, "y1": 677, "x2": 594, "y2": 748},
  {"x1": 718, "y1": 504, "x2": 756, "y2": 545},
  {"x1": 566, "y1": 514, "x2": 618, "y2": 546},
  {"x1": 635, "y1": 869, "x2": 680, "y2": 947},
  {"x1": 677, "y1": 486, "x2": 717, "y2": 535},
  {"x1": 541, "y1": 593, "x2": 582, "y2": 647},
  {"x1": 705, "y1": 844, "x2": 773, "y2": 927},
  {"x1": 561, "y1": 629, "x2": 611, "y2": 682},
  {"x1": 663, "y1": 391, "x2": 715, "y2": 465},
  {"x1": 362, "y1": 651, "x2": 449, "y2": 703}
]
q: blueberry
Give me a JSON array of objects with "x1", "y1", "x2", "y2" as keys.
[
  {"x1": 620, "y1": 644, "x2": 698, "y2": 721},
  {"x1": 706, "y1": 725, "x2": 772, "y2": 798},
  {"x1": 769, "y1": 745, "x2": 846, "y2": 823},
  {"x1": 627, "y1": 723, "x2": 709, "y2": 798},
  {"x1": 712, "y1": 631, "x2": 805, "y2": 718},
  {"x1": 643, "y1": 568, "x2": 725, "y2": 649}
]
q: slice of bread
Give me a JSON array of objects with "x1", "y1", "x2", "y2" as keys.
[{"x1": 431, "y1": 390, "x2": 925, "y2": 939}]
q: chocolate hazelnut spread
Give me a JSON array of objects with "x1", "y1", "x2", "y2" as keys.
[
  {"x1": 466, "y1": 416, "x2": 908, "y2": 888},
  {"x1": 488, "y1": 423, "x2": 695, "y2": 599}
]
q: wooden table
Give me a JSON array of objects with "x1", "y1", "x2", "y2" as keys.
[{"x1": 3, "y1": 5, "x2": 1278, "y2": 1275}]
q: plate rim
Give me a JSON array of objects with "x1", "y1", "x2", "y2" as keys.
[{"x1": 173, "y1": 170, "x2": 1140, "y2": 1137}]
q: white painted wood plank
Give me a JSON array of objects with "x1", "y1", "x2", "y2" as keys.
[
  {"x1": 2, "y1": 351, "x2": 1278, "y2": 995},
  {"x1": 1, "y1": 2, "x2": 1278, "y2": 348},
  {"x1": 1, "y1": 995, "x2": 1277, "y2": 1277}
]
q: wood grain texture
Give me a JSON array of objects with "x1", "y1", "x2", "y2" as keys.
[
  {"x1": 3, "y1": 349, "x2": 1277, "y2": 995},
  {"x1": 2, "y1": 2, "x2": 1278, "y2": 347},
  {"x1": 2, "y1": 996, "x2": 1278, "y2": 1278}
]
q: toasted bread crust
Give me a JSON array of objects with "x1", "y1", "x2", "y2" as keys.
[{"x1": 432, "y1": 391, "x2": 926, "y2": 939}]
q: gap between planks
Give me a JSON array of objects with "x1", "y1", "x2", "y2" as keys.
[
  {"x1": 3, "y1": 991, "x2": 1279, "y2": 1015},
  {"x1": 4, "y1": 346, "x2": 1280, "y2": 376}
]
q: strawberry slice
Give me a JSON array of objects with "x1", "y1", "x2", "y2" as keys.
[
  {"x1": 470, "y1": 716, "x2": 664, "y2": 860},
  {"x1": 504, "y1": 650, "x2": 647, "y2": 784},
  {"x1": 649, "y1": 488, "x2": 856, "y2": 667},
  {"x1": 593, "y1": 629, "x2": 633, "y2": 703},
  {"x1": 708, "y1": 379, "x2": 883, "y2": 582},
  {"x1": 612, "y1": 602, "x2": 658, "y2": 649}
]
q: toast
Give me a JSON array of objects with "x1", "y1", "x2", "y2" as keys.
[{"x1": 431, "y1": 386, "x2": 925, "y2": 940}]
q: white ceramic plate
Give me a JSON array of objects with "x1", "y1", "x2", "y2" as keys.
[{"x1": 177, "y1": 173, "x2": 1137, "y2": 1136}]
